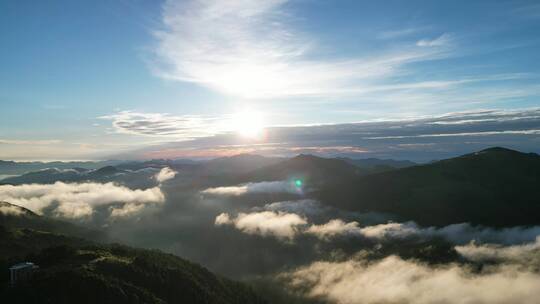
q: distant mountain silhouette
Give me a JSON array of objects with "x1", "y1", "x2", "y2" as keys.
[
  {"x1": 0, "y1": 160, "x2": 120, "y2": 175},
  {"x1": 317, "y1": 147, "x2": 540, "y2": 227},
  {"x1": 0, "y1": 165, "x2": 162, "y2": 189}
]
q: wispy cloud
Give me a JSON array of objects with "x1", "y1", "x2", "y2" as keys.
[
  {"x1": 378, "y1": 27, "x2": 428, "y2": 40},
  {"x1": 152, "y1": 0, "x2": 452, "y2": 99},
  {"x1": 416, "y1": 33, "x2": 453, "y2": 47},
  {"x1": 100, "y1": 111, "x2": 229, "y2": 138},
  {"x1": 365, "y1": 129, "x2": 540, "y2": 139},
  {"x1": 202, "y1": 180, "x2": 302, "y2": 196}
]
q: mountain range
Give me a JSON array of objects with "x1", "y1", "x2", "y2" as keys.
[{"x1": 316, "y1": 147, "x2": 540, "y2": 227}]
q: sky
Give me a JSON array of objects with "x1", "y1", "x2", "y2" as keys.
[{"x1": 1, "y1": 0, "x2": 539, "y2": 161}]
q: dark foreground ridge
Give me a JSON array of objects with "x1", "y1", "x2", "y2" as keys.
[{"x1": 0, "y1": 204, "x2": 266, "y2": 304}]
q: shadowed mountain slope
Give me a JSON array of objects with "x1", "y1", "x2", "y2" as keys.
[
  {"x1": 243, "y1": 154, "x2": 360, "y2": 186},
  {"x1": 0, "y1": 204, "x2": 266, "y2": 304},
  {"x1": 0, "y1": 202, "x2": 106, "y2": 242},
  {"x1": 317, "y1": 147, "x2": 540, "y2": 227}
]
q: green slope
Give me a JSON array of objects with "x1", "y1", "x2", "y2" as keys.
[
  {"x1": 0, "y1": 201, "x2": 106, "y2": 242},
  {"x1": 0, "y1": 205, "x2": 266, "y2": 304},
  {"x1": 2, "y1": 239, "x2": 265, "y2": 304}
]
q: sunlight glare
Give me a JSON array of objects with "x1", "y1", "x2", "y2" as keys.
[{"x1": 231, "y1": 110, "x2": 265, "y2": 139}]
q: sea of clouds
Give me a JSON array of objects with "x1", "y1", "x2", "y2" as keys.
[{"x1": 0, "y1": 167, "x2": 176, "y2": 220}]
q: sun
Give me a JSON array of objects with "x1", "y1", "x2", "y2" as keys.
[{"x1": 231, "y1": 110, "x2": 265, "y2": 139}]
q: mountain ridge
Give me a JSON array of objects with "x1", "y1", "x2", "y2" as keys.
[{"x1": 317, "y1": 147, "x2": 540, "y2": 227}]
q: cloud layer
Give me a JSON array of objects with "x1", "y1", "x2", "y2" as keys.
[
  {"x1": 281, "y1": 256, "x2": 540, "y2": 304},
  {"x1": 307, "y1": 220, "x2": 540, "y2": 245},
  {"x1": 100, "y1": 111, "x2": 229, "y2": 138},
  {"x1": 0, "y1": 182, "x2": 164, "y2": 220},
  {"x1": 215, "y1": 206, "x2": 540, "y2": 246},
  {"x1": 456, "y1": 237, "x2": 540, "y2": 265},
  {"x1": 125, "y1": 107, "x2": 540, "y2": 161},
  {"x1": 0, "y1": 204, "x2": 25, "y2": 216}
]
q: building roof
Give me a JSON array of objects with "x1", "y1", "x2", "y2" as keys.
[{"x1": 10, "y1": 262, "x2": 36, "y2": 270}]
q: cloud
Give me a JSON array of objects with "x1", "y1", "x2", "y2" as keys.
[
  {"x1": 109, "y1": 203, "x2": 147, "y2": 218},
  {"x1": 201, "y1": 181, "x2": 301, "y2": 196},
  {"x1": 304, "y1": 220, "x2": 427, "y2": 241},
  {"x1": 217, "y1": 206, "x2": 540, "y2": 245},
  {"x1": 365, "y1": 129, "x2": 540, "y2": 139},
  {"x1": 307, "y1": 220, "x2": 540, "y2": 245},
  {"x1": 214, "y1": 211, "x2": 307, "y2": 240},
  {"x1": 0, "y1": 204, "x2": 25, "y2": 216},
  {"x1": 214, "y1": 212, "x2": 232, "y2": 226},
  {"x1": 456, "y1": 236, "x2": 540, "y2": 264},
  {"x1": 0, "y1": 182, "x2": 165, "y2": 220},
  {"x1": 100, "y1": 111, "x2": 231, "y2": 138},
  {"x1": 280, "y1": 255, "x2": 540, "y2": 304},
  {"x1": 305, "y1": 220, "x2": 424, "y2": 241},
  {"x1": 152, "y1": 0, "x2": 450, "y2": 99},
  {"x1": 155, "y1": 167, "x2": 177, "y2": 183},
  {"x1": 125, "y1": 107, "x2": 540, "y2": 162},
  {"x1": 202, "y1": 186, "x2": 248, "y2": 196},
  {"x1": 263, "y1": 199, "x2": 332, "y2": 217},
  {"x1": 378, "y1": 27, "x2": 427, "y2": 40},
  {"x1": 417, "y1": 33, "x2": 453, "y2": 47},
  {"x1": 306, "y1": 219, "x2": 363, "y2": 240}
]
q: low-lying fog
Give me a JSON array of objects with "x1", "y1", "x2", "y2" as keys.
[{"x1": 3, "y1": 162, "x2": 540, "y2": 303}]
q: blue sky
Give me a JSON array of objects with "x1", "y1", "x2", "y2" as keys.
[{"x1": 1, "y1": 0, "x2": 539, "y2": 160}]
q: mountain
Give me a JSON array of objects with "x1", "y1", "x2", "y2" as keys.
[
  {"x1": 0, "y1": 168, "x2": 88, "y2": 184},
  {"x1": 115, "y1": 159, "x2": 198, "y2": 171},
  {"x1": 0, "y1": 204, "x2": 266, "y2": 304},
  {"x1": 0, "y1": 202, "x2": 106, "y2": 242},
  {"x1": 317, "y1": 147, "x2": 540, "y2": 227},
  {"x1": 200, "y1": 154, "x2": 284, "y2": 176},
  {"x1": 0, "y1": 165, "x2": 163, "y2": 189},
  {"x1": 338, "y1": 157, "x2": 416, "y2": 173},
  {"x1": 243, "y1": 154, "x2": 360, "y2": 185},
  {"x1": 1, "y1": 230, "x2": 265, "y2": 304},
  {"x1": 0, "y1": 160, "x2": 121, "y2": 175}
]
